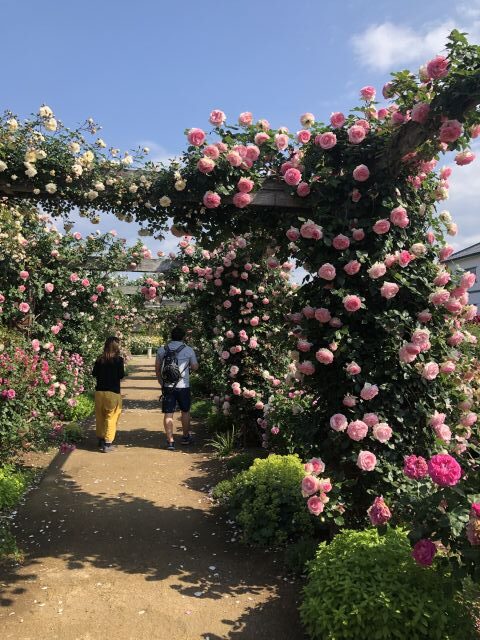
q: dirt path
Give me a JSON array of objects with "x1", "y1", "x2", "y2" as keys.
[{"x1": 0, "y1": 357, "x2": 304, "y2": 640}]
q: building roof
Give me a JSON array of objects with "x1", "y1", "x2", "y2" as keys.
[{"x1": 445, "y1": 241, "x2": 480, "y2": 261}]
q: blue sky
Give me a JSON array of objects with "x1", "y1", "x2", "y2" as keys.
[{"x1": 3, "y1": 0, "x2": 480, "y2": 257}]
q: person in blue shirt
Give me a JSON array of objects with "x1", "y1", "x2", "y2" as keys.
[{"x1": 155, "y1": 326, "x2": 198, "y2": 450}]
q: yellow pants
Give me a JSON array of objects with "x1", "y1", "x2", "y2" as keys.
[{"x1": 95, "y1": 391, "x2": 122, "y2": 443}]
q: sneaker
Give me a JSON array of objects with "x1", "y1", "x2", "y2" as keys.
[
  {"x1": 167, "y1": 441, "x2": 175, "y2": 451},
  {"x1": 181, "y1": 434, "x2": 194, "y2": 446},
  {"x1": 97, "y1": 438, "x2": 105, "y2": 450},
  {"x1": 101, "y1": 443, "x2": 115, "y2": 453}
]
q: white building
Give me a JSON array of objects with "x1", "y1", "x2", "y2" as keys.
[{"x1": 445, "y1": 242, "x2": 480, "y2": 306}]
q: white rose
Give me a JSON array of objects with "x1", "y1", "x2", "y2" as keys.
[
  {"x1": 69, "y1": 142, "x2": 81, "y2": 154},
  {"x1": 439, "y1": 210, "x2": 452, "y2": 223},
  {"x1": 24, "y1": 149, "x2": 37, "y2": 163},
  {"x1": 411, "y1": 242, "x2": 427, "y2": 256},
  {"x1": 45, "y1": 183, "x2": 58, "y2": 194},
  {"x1": 159, "y1": 196, "x2": 171, "y2": 207},
  {"x1": 0, "y1": 161, "x2": 7, "y2": 172},
  {"x1": 39, "y1": 105, "x2": 53, "y2": 118},
  {"x1": 175, "y1": 179, "x2": 186, "y2": 191},
  {"x1": 94, "y1": 181, "x2": 105, "y2": 191},
  {"x1": 72, "y1": 163, "x2": 83, "y2": 176},
  {"x1": 33, "y1": 188, "x2": 40, "y2": 195},
  {"x1": 122, "y1": 154, "x2": 133, "y2": 165},
  {"x1": 143, "y1": 147, "x2": 150, "y2": 153},
  {"x1": 129, "y1": 184, "x2": 138, "y2": 194},
  {"x1": 35, "y1": 150, "x2": 47, "y2": 160},
  {"x1": 111, "y1": 148, "x2": 119, "y2": 156},
  {"x1": 45, "y1": 118, "x2": 58, "y2": 131},
  {"x1": 86, "y1": 190, "x2": 98, "y2": 200},
  {"x1": 24, "y1": 163, "x2": 38, "y2": 178},
  {"x1": 7, "y1": 118, "x2": 18, "y2": 132},
  {"x1": 96, "y1": 138, "x2": 106, "y2": 148}
]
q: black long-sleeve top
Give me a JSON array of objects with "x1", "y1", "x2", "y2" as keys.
[{"x1": 92, "y1": 357, "x2": 125, "y2": 394}]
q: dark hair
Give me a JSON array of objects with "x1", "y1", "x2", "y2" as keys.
[
  {"x1": 99, "y1": 336, "x2": 120, "y2": 363},
  {"x1": 171, "y1": 326, "x2": 186, "y2": 341}
]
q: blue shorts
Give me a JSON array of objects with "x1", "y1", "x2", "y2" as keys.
[{"x1": 162, "y1": 387, "x2": 191, "y2": 414}]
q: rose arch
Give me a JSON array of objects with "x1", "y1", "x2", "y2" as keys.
[{"x1": 2, "y1": 30, "x2": 480, "y2": 578}]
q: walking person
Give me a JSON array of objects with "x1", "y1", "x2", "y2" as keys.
[
  {"x1": 156, "y1": 326, "x2": 198, "y2": 451},
  {"x1": 92, "y1": 336, "x2": 125, "y2": 453}
]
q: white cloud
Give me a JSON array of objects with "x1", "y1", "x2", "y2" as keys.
[
  {"x1": 441, "y1": 144, "x2": 480, "y2": 252},
  {"x1": 351, "y1": 21, "x2": 456, "y2": 71}
]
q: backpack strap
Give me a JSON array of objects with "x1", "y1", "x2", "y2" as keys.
[{"x1": 174, "y1": 344, "x2": 186, "y2": 355}]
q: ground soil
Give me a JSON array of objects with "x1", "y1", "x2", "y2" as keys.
[{"x1": 0, "y1": 357, "x2": 305, "y2": 640}]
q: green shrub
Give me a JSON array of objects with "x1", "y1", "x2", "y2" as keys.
[
  {"x1": 225, "y1": 451, "x2": 266, "y2": 474},
  {"x1": 61, "y1": 422, "x2": 85, "y2": 444},
  {"x1": 0, "y1": 524, "x2": 20, "y2": 559},
  {"x1": 0, "y1": 465, "x2": 29, "y2": 511},
  {"x1": 300, "y1": 528, "x2": 475, "y2": 640},
  {"x1": 206, "y1": 410, "x2": 235, "y2": 434},
  {"x1": 284, "y1": 536, "x2": 319, "y2": 575},
  {"x1": 62, "y1": 393, "x2": 95, "y2": 422},
  {"x1": 212, "y1": 454, "x2": 313, "y2": 547},
  {"x1": 190, "y1": 399, "x2": 211, "y2": 420},
  {"x1": 206, "y1": 428, "x2": 238, "y2": 458}
]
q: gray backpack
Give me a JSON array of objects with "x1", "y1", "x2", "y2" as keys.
[{"x1": 161, "y1": 344, "x2": 185, "y2": 385}]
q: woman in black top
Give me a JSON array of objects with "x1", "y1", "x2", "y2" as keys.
[{"x1": 92, "y1": 336, "x2": 125, "y2": 452}]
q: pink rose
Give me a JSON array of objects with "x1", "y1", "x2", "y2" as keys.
[
  {"x1": 81, "y1": 278, "x2": 90, "y2": 287},
  {"x1": 412, "y1": 539, "x2": 437, "y2": 567},
  {"x1": 315, "y1": 348, "x2": 334, "y2": 365},
  {"x1": 346, "y1": 362, "x2": 361, "y2": 375},
  {"x1": 373, "y1": 219, "x2": 391, "y2": 235},
  {"x1": 363, "y1": 413, "x2": 379, "y2": 427},
  {"x1": 343, "y1": 295, "x2": 362, "y2": 312},
  {"x1": 286, "y1": 227, "x2": 300, "y2": 241},
  {"x1": 348, "y1": 125, "x2": 366, "y2": 144},
  {"x1": 439, "y1": 119, "x2": 463, "y2": 143},
  {"x1": 411, "y1": 102, "x2": 430, "y2": 124},
  {"x1": 315, "y1": 132, "x2": 337, "y2": 149},
  {"x1": 307, "y1": 495, "x2": 324, "y2": 516},
  {"x1": 19, "y1": 270, "x2": 29, "y2": 280},
  {"x1": 343, "y1": 394, "x2": 357, "y2": 408},
  {"x1": 73, "y1": 232, "x2": 82, "y2": 240},
  {"x1": 203, "y1": 191, "x2": 221, "y2": 209},
  {"x1": 298, "y1": 361, "x2": 315, "y2": 375},
  {"x1": 372, "y1": 423, "x2": 392, "y2": 443},
  {"x1": 367, "y1": 496, "x2": 391, "y2": 526},
  {"x1": 236, "y1": 178, "x2": 254, "y2": 194},
  {"x1": 31, "y1": 338, "x2": 40, "y2": 352},
  {"x1": 301, "y1": 474, "x2": 319, "y2": 497},
  {"x1": 330, "y1": 112, "x2": 346, "y2": 128},
  {"x1": 352, "y1": 228, "x2": 365, "y2": 241},
  {"x1": 187, "y1": 128, "x2": 206, "y2": 146},
  {"x1": 297, "y1": 182, "x2": 311, "y2": 197},
  {"x1": 330, "y1": 413, "x2": 348, "y2": 432},
  {"x1": 455, "y1": 150, "x2": 476, "y2": 166},
  {"x1": 461, "y1": 412, "x2": 477, "y2": 427},
  {"x1": 209, "y1": 109, "x2": 226, "y2": 126},
  {"x1": 238, "y1": 111, "x2": 253, "y2": 126},
  {"x1": 404, "y1": 455, "x2": 428, "y2": 480},
  {"x1": 300, "y1": 220, "x2": 323, "y2": 240},
  {"x1": 357, "y1": 450, "x2": 377, "y2": 471},
  {"x1": 332, "y1": 234, "x2": 350, "y2": 250},
  {"x1": 275, "y1": 133, "x2": 289, "y2": 151},
  {"x1": 344, "y1": 260, "x2": 361, "y2": 276},
  {"x1": 440, "y1": 361, "x2": 455, "y2": 374},
  {"x1": 353, "y1": 164, "x2": 370, "y2": 181},
  {"x1": 254, "y1": 132, "x2": 269, "y2": 145},
  {"x1": 390, "y1": 206, "x2": 409, "y2": 228},
  {"x1": 360, "y1": 383, "x2": 379, "y2": 401},
  {"x1": 422, "y1": 362, "x2": 439, "y2": 380},
  {"x1": 360, "y1": 85, "x2": 376, "y2": 101},
  {"x1": 315, "y1": 307, "x2": 331, "y2": 323},
  {"x1": 426, "y1": 55, "x2": 449, "y2": 79},
  {"x1": 44, "y1": 283, "x2": 54, "y2": 293},
  {"x1": 19, "y1": 302, "x2": 30, "y2": 313},
  {"x1": 432, "y1": 423, "x2": 452, "y2": 442},
  {"x1": 309, "y1": 457, "x2": 326, "y2": 475},
  {"x1": 233, "y1": 192, "x2": 252, "y2": 209},
  {"x1": 297, "y1": 340, "x2": 312, "y2": 353},
  {"x1": 380, "y1": 282, "x2": 399, "y2": 299},
  {"x1": 226, "y1": 151, "x2": 243, "y2": 167},
  {"x1": 203, "y1": 144, "x2": 220, "y2": 159},
  {"x1": 427, "y1": 453, "x2": 461, "y2": 487},
  {"x1": 318, "y1": 263, "x2": 336, "y2": 281},
  {"x1": 367, "y1": 262, "x2": 386, "y2": 279},
  {"x1": 197, "y1": 157, "x2": 215, "y2": 173},
  {"x1": 297, "y1": 129, "x2": 312, "y2": 144},
  {"x1": 347, "y1": 420, "x2": 368, "y2": 441},
  {"x1": 284, "y1": 167, "x2": 302, "y2": 186}
]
